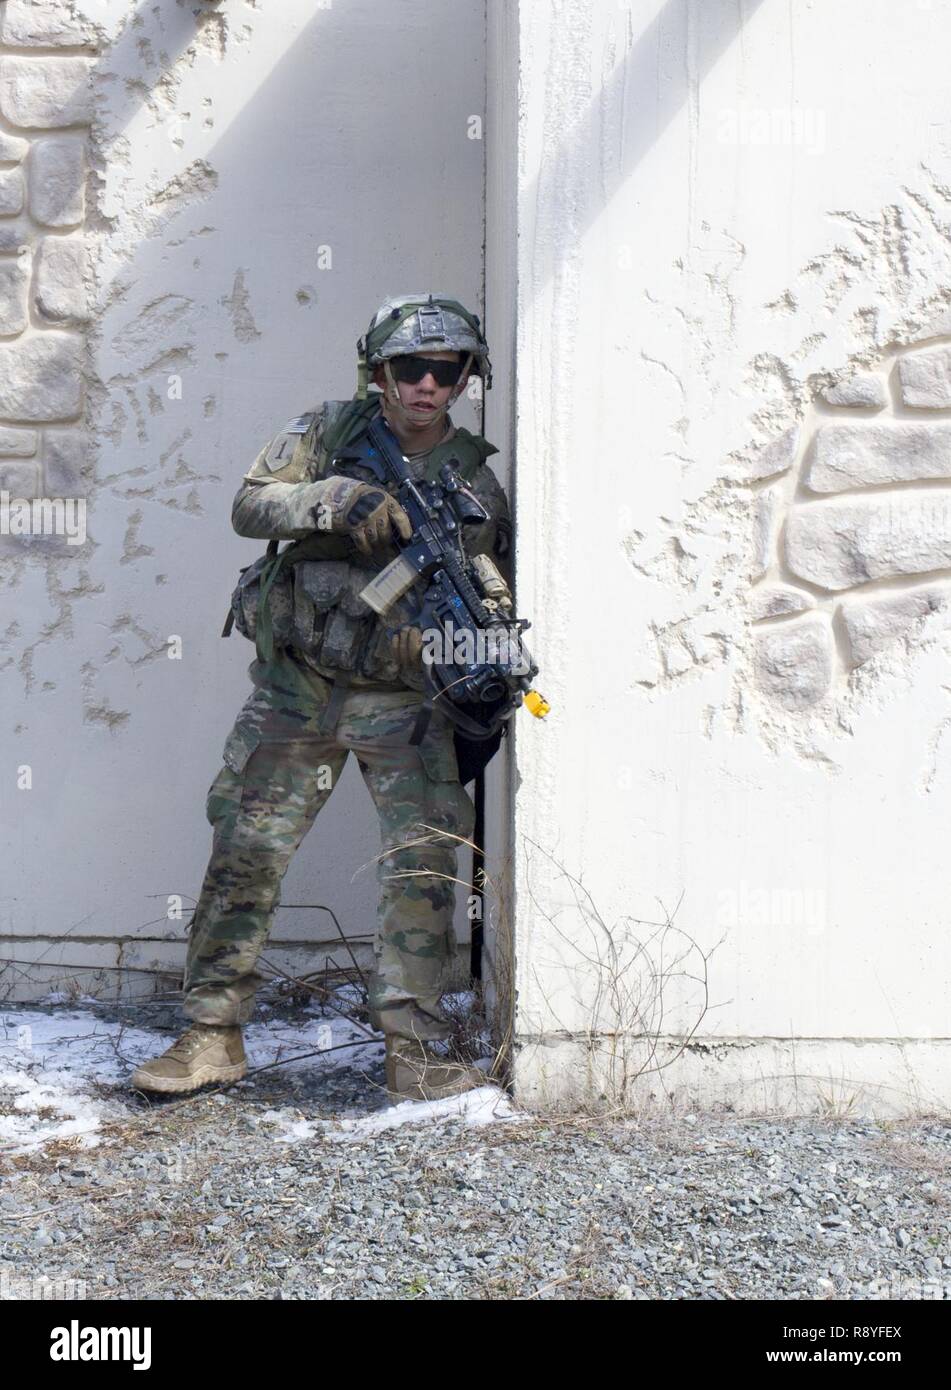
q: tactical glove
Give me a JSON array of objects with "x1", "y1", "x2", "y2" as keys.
[
  {"x1": 390, "y1": 624, "x2": 424, "y2": 671},
  {"x1": 339, "y1": 484, "x2": 412, "y2": 557}
]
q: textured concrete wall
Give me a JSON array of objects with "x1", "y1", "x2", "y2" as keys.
[
  {"x1": 1, "y1": 1, "x2": 489, "y2": 1000},
  {"x1": 509, "y1": 0, "x2": 951, "y2": 1114}
]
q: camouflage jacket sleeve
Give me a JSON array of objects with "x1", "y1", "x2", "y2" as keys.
[
  {"x1": 231, "y1": 408, "x2": 366, "y2": 540},
  {"x1": 461, "y1": 460, "x2": 513, "y2": 590}
]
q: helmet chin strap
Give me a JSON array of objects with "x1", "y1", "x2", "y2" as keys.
[{"x1": 381, "y1": 355, "x2": 474, "y2": 430}]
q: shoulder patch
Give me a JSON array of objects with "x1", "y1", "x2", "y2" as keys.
[{"x1": 262, "y1": 411, "x2": 320, "y2": 474}]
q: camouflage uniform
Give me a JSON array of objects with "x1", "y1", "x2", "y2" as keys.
[{"x1": 183, "y1": 395, "x2": 511, "y2": 1041}]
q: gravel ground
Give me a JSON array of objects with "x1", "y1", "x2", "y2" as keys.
[{"x1": 2, "y1": 999, "x2": 950, "y2": 1301}]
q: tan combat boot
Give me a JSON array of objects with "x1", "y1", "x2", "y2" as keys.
[
  {"x1": 384, "y1": 1036, "x2": 489, "y2": 1102},
  {"x1": 130, "y1": 1023, "x2": 247, "y2": 1094}
]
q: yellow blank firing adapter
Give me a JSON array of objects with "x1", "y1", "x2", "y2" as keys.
[{"x1": 523, "y1": 689, "x2": 550, "y2": 718}]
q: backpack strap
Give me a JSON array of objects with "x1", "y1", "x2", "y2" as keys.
[
  {"x1": 253, "y1": 540, "x2": 288, "y2": 664},
  {"x1": 313, "y1": 393, "x2": 385, "y2": 477},
  {"x1": 422, "y1": 426, "x2": 499, "y2": 483}
]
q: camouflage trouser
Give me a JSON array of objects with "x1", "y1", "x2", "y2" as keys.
[{"x1": 183, "y1": 651, "x2": 475, "y2": 1039}]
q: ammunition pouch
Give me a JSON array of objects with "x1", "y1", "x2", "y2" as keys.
[{"x1": 225, "y1": 532, "x2": 414, "y2": 686}]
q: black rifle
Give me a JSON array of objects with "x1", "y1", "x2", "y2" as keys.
[{"x1": 331, "y1": 413, "x2": 543, "y2": 748}]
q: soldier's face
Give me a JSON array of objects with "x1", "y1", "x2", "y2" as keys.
[{"x1": 374, "y1": 350, "x2": 469, "y2": 424}]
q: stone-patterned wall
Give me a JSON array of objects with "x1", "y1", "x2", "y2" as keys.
[
  {"x1": 0, "y1": 1, "x2": 94, "y2": 526},
  {"x1": 752, "y1": 337, "x2": 951, "y2": 714}
]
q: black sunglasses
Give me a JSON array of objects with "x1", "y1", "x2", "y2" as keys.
[{"x1": 389, "y1": 355, "x2": 466, "y2": 388}]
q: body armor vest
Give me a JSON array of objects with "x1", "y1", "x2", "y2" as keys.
[{"x1": 225, "y1": 395, "x2": 501, "y2": 690}]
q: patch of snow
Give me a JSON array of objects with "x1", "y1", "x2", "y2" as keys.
[
  {"x1": 243, "y1": 1012, "x2": 380, "y2": 1074},
  {"x1": 259, "y1": 1084, "x2": 522, "y2": 1145},
  {"x1": 332, "y1": 1086, "x2": 521, "y2": 1138},
  {"x1": 0, "y1": 1009, "x2": 165, "y2": 1155},
  {"x1": 259, "y1": 1107, "x2": 320, "y2": 1142}
]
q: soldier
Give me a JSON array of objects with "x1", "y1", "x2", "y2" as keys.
[{"x1": 131, "y1": 294, "x2": 513, "y2": 1102}]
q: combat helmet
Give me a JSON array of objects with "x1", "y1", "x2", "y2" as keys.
[{"x1": 357, "y1": 293, "x2": 492, "y2": 427}]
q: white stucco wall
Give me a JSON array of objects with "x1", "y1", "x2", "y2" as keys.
[
  {"x1": 1, "y1": 0, "x2": 490, "y2": 998},
  {"x1": 508, "y1": 0, "x2": 951, "y2": 1115}
]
